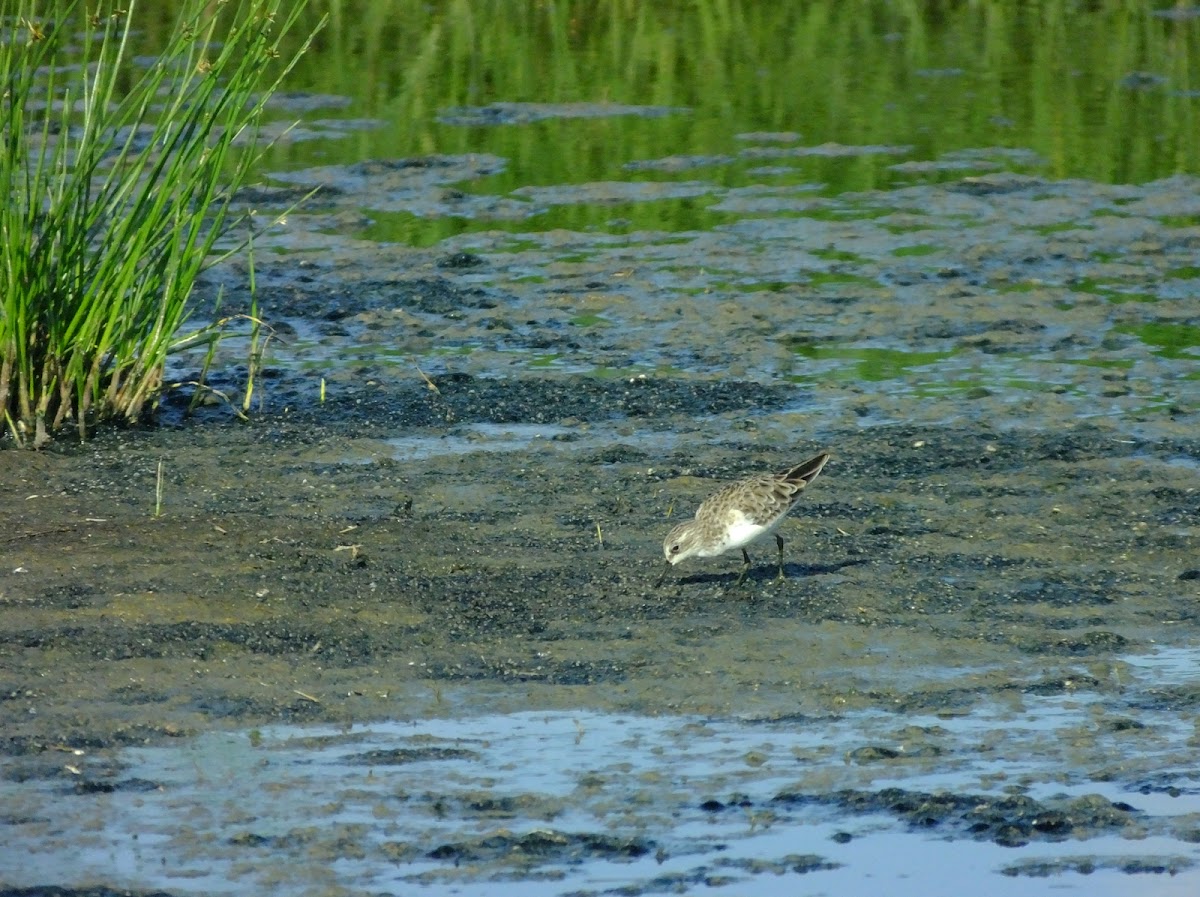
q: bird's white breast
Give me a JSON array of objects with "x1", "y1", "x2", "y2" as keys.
[{"x1": 699, "y1": 509, "x2": 770, "y2": 556}]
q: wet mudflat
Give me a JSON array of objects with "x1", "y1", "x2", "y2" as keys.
[{"x1": 3, "y1": 164, "x2": 1200, "y2": 894}]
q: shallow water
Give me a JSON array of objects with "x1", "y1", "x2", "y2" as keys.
[{"x1": 5, "y1": 645, "x2": 1200, "y2": 895}]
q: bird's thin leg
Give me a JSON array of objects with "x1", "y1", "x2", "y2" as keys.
[
  {"x1": 775, "y1": 534, "x2": 786, "y2": 581},
  {"x1": 734, "y1": 548, "x2": 752, "y2": 587}
]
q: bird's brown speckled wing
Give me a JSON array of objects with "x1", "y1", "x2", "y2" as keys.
[
  {"x1": 696, "y1": 474, "x2": 798, "y2": 528},
  {"x1": 695, "y1": 453, "x2": 829, "y2": 529},
  {"x1": 743, "y1": 474, "x2": 808, "y2": 526}
]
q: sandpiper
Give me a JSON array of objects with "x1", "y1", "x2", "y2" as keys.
[{"x1": 657, "y1": 452, "x2": 831, "y2": 587}]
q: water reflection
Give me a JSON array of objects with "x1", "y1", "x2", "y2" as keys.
[{"x1": 114, "y1": 0, "x2": 1200, "y2": 203}]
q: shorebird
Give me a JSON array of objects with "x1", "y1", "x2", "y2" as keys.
[{"x1": 658, "y1": 452, "x2": 831, "y2": 586}]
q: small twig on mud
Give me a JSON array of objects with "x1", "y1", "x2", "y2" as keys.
[
  {"x1": 416, "y1": 364, "x2": 455, "y2": 423},
  {"x1": 1, "y1": 525, "x2": 77, "y2": 543},
  {"x1": 172, "y1": 380, "x2": 249, "y2": 421},
  {"x1": 154, "y1": 459, "x2": 165, "y2": 518},
  {"x1": 416, "y1": 365, "x2": 439, "y2": 394},
  {"x1": 294, "y1": 689, "x2": 321, "y2": 703}
]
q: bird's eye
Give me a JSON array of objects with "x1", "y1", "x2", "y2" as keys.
[{"x1": 669, "y1": 543, "x2": 681, "y2": 555}]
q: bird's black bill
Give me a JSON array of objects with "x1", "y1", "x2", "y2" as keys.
[{"x1": 655, "y1": 561, "x2": 671, "y2": 587}]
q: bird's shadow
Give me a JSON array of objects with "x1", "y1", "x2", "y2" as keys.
[{"x1": 670, "y1": 557, "x2": 867, "y2": 587}]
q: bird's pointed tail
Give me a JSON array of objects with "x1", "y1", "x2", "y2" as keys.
[{"x1": 783, "y1": 452, "x2": 831, "y2": 486}]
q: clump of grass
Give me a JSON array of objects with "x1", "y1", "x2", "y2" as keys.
[{"x1": 0, "y1": 0, "x2": 319, "y2": 446}]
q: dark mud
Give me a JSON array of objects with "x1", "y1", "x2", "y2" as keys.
[
  {"x1": 3, "y1": 380, "x2": 1196, "y2": 750},
  {"x1": 773, "y1": 788, "x2": 1139, "y2": 848}
]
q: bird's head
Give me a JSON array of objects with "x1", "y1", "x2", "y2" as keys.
[{"x1": 662, "y1": 521, "x2": 702, "y2": 566}]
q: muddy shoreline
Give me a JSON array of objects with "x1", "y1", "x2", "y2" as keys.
[{"x1": 3, "y1": 376, "x2": 1197, "y2": 755}]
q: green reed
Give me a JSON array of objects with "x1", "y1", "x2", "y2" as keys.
[{"x1": 0, "y1": 0, "x2": 319, "y2": 446}]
